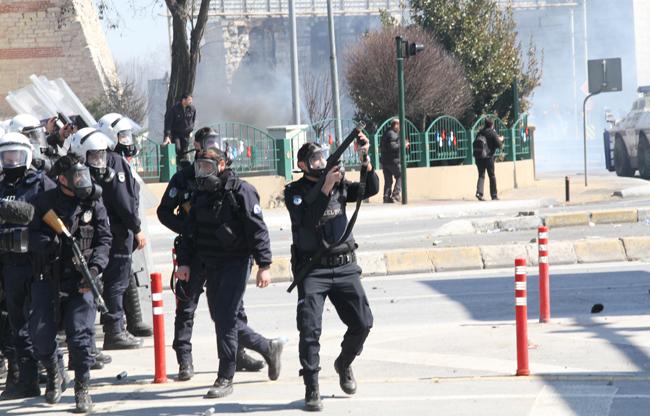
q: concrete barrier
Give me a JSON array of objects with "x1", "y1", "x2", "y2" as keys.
[
  {"x1": 573, "y1": 238, "x2": 626, "y2": 263},
  {"x1": 543, "y1": 212, "x2": 590, "y2": 228},
  {"x1": 385, "y1": 249, "x2": 433, "y2": 274},
  {"x1": 480, "y1": 244, "x2": 531, "y2": 269},
  {"x1": 621, "y1": 236, "x2": 650, "y2": 261},
  {"x1": 430, "y1": 247, "x2": 483, "y2": 272},
  {"x1": 590, "y1": 209, "x2": 638, "y2": 224},
  {"x1": 358, "y1": 252, "x2": 388, "y2": 276}
]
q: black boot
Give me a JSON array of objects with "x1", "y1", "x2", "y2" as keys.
[
  {"x1": 236, "y1": 349, "x2": 264, "y2": 372},
  {"x1": 263, "y1": 338, "x2": 284, "y2": 381},
  {"x1": 177, "y1": 361, "x2": 194, "y2": 381},
  {"x1": 103, "y1": 330, "x2": 143, "y2": 350},
  {"x1": 74, "y1": 379, "x2": 93, "y2": 413},
  {"x1": 124, "y1": 275, "x2": 153, "y2": 337},
  {"x1": 334, "y1": 357, "x2": 357, "y2": 395},
  {"x1": 43, "y1": 358, "x2": 63, "y2": 404},
  {"x1": 304, "y1": 385, "x2": 323, "y2": 412},
  {"x1": 204, "y1": 377, "x2": 233, "y2": 399},
  {"x1": 0, "y1": 358, "x2": 19, "y2": 399}
]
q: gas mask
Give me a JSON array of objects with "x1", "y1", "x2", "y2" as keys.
[
  {"x1": 194, "y1": 158, "x2": 223, "y2": 192},
  {"x1": 86, "y1": 149, "x2": 115, "y2": 183},
  {"x1": 61, "y1": 163, "x2": 102, "y2": 201},
  {"x1": 301, "y1": 143, "x2": 330, "y2": 178},
  {"x1": 114, "y1": 129, "x2": 137, "y2": 158}
]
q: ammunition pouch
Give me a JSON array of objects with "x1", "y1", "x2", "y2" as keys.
[{"x1": 0, "y1": 228, "x2": 29, "y2": 254}]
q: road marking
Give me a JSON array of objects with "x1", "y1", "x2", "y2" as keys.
[{"x1": 529, "y1": 385, "x2": 617, "y2": 416}]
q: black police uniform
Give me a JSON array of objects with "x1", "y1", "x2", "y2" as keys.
[
  {"x1": 158, "y1": 165, "x2": 272, "y2": 370},
  {"x1": 99, "y1": 152, "x2": 141, "y2": 340},
  {"x1": 28, "y1": 188, "x2": 111, "y2": 384},
  {"x1": 284, "y1": 170, "x2": 379, "y2": 388},
  {"x1": 164, "y1": 102, "x2": 196, "y2": 168},
  {"x1": 0, "y1": 169, "x2": 55, "y2": 397},
  {"x1": 176, "y1": 169, "x2": 272, "y2": 381}
]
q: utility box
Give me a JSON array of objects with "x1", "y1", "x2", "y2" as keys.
[{"x1": 159, "y1": 144, "x2": 177, "y2": 182}]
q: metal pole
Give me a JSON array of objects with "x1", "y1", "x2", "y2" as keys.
[
  {"x1": 512, "y1": 80, "x2": 519, "y2": 189},
  {"x1": 327, "y1": 0, "x2": 343, "y2": 142},
  {"x1": 289, "y1": 0, "x2": 301, "y2": 124},
  {"x1": 570, "y1": 8, "x2": 579, "y2": 141},
  {"x1": 583, "y1": 92, "x2": 599, "y2": 186},
  {"x1": 396, "y1": 36, "x2": 407, "y2": 204}
]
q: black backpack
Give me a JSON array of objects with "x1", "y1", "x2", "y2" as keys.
[{"x1": 473, "y1": 134, "x2": 489, "y2": 159}]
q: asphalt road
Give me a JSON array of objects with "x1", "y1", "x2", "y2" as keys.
[{"x1": 4, "y1": 262, "x2": 650, "y2": 415}]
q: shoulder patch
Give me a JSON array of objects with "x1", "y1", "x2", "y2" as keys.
[
  {"x1": 253, "y1": 204, "x2": 262, "y2": 215},
  {"x1": 293, "y1": 195, "x2": 302, "y2": 206},
  {"x1": 168, "y1": 187, "x2": 178, "y2": 198},
  {"x1": 117, "y1": 172, "x2": 126, "y2": 182}
]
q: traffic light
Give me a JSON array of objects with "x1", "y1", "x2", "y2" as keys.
[{"x1": 407, "y1": 42, "x2": 424, "y2": 57}]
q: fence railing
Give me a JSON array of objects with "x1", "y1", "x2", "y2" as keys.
[{"x1": 135, "y1": 115, "x2": 532, "y2": 182}]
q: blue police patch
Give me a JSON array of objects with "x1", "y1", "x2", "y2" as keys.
[
  {"x1": 293, "y1": 195, "x2": 302, "y2": 206},
  {"x1": 168, "y1": 187, "x2": 178, "y2": 198}
]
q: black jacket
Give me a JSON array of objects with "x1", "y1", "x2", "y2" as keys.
[
  {"x1": 164, "y1": 102, "x2": 196, "y2": 138},
  {"x1": 284, "y1": 170, "x2": 379, "y2": 258},
  {"x1": 380, "y1": 128, "x2": 401, "y2": 165},
  {"x1": 177, "y1": 169, "x2": 272, "y2": 268},
  {"x1": 101, "y1": 152, "x2": 142, "y2": 240},
  {"x1": 480, "y1": 127, "x2": 501, "y2": 158},
  {"x1": 156, "y1": 164, "x2": 195, "y2": 235},
  {"x1": 29, "y1": 188, "x2": 112, "y2": 282}
]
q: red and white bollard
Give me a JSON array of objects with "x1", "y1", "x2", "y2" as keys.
[
  {"x1": 538, "y1": 226, "x2": 551, "y2": 323},
  {"x1": 515, "y1": 258, "x2": 530, "y2": 376},
  {"x1": 151, "y1": 272, "x2": 168, "y2": 383}
]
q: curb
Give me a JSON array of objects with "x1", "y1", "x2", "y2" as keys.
[{"x1": 242, "y1": 235, "x2": 650, "y2": 284}]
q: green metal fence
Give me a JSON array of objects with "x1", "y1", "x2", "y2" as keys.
[
  {"x1": 288, "y1": 119, "x2": 369, "y2": 169},
  {"x1": 512, "y1": 113, "x2": 531, "y2": 160},
  {"x1": 133, "y1": 133, "x2": 160, "y2": 182},
  {"x1": 425, "y1": 116, "x2": 468, "y2": 164},
  {"x1": 374, "y1": 117, "x2": 422, "y2": 166},
  {"x1": 206, "y1": 122, "x2": 278, "y2": 176}
]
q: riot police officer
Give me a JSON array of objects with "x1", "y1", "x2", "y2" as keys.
[
  {"x1": 69, "y1": 128, "x2": 146, "y2": 350},
  {"x1": 7, "y1": 114, "x2": 52, "y2": 173},
  {"x1": 28, "y1": 153, "x2": 111, "y2": 413},
  {"x1": 284, "y1": 136, "x2": 378, "y2": 411},
  {"x1": 0, "y1": 133, "x2": 56, "y2": 400},
  {"x1": 97, "y1": 113, "x2": 153, "y2": 338},
  {"x1": 175, "y1": 146, "x2": 283, "y2": 398},
  {"x1": 158, "y1": 127, "x2": 275, "y2": 381}
]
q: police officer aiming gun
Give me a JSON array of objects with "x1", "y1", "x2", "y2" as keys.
[
  {"x1": 175, "y1": 145, "x2": 283, "y2": 399},
  {"x1": 284, "y1": 132, "x2": 378, "y2": 411}
]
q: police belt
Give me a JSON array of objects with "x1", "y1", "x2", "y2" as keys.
[{"x1": 317, "y1": 252, "x2": 356, "y2": 268}]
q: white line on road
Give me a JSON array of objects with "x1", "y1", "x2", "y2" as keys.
[{"x1": 529, "y1": 385, "x2": 617, "y2": 416}]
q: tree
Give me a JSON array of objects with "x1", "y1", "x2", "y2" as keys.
[
  {"x1": 345, "y1": 25, "x2": 472, "y2": 130},
  {"x1": 86, "y1": 77, "x2": 147, "y2": 125},
  {"x1": 164, "y1": 0, "x2": 210, "y2": 110},
  {"x1": 301, "y1": 70, "x2": 333, "y2": 139},
  {"x1": 410, "y1": 0, "x2": 542, "y2": 122}
]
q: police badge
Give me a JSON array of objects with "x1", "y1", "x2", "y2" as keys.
[
  {"x1": 82, "y1": 210, "x2": 93, "y2": 223},
  {"x1": 168, "y1": 187, "x2": 178, "y2": 198},
  {"x1": 118, "y1": 172, "x2": 126, "y2": 182}
]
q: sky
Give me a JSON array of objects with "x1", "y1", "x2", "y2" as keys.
[{"x1": 102, "y1": 1, "x2": 170, "y2": 78}]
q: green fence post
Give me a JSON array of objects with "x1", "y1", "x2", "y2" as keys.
[
  {"x1": 159, "y1": 144, "x2": 177, "y2": 182},
  {"x1": 418, "y1": 132, "x2": 430, "y2": 167},
  {"x1": 369, "y1": 133, "x2": 380, "y2": 168},
  {"x1": 275, "y1": 137, "x2": 293, "y2": 181}
]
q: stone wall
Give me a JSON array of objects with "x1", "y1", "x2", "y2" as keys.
[{"x1": 0, "y1": 0, "x2": 117, "y2": 118}]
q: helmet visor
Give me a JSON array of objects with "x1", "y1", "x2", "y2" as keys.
[
  {"x1": 23, "y1": 127, "x2": 46, "y2": 150},
  {"x1": 308, "y1": 146, "x2": 329, "y2": 171},
  {"x1": 117, "y1": 130, "x2": 134, "y2": 146},
  {"x1": 0, "y1": 149, "x2": 29, "y2": 169},
  {"x1": 194, "y1": 158, "x2": 218, "y2": 178},
  {"x1": 86, "y1": 149, "x2": 107, "y2": 169},
  {"x1": 71, "y1": 167, "x2": 93, "y2": 189},
  {"x1": 201, "y1": 134, "x2": 223, "y2": 152}
]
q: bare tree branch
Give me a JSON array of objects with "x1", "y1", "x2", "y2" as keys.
[{"x1": 301, "y1": 70, "x2": 333, "y2": 138}]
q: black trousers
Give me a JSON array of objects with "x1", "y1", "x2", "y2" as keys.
[
  {"x1": 2, "y1": 263, "x2": 35, "y2": 363},
  {"x1": 173, "y1": 134, "x2": 191, "y2": 169},
  {"x1": 102, "y1": 234, "x2": 133, "y2": 334},
  {"x1": 296, "y1": 261, "x2": 373, "y2": 387},
  {"x1": 201, "y1": 256, "x2": 257, "y2": 380},
  {"x1": 476, "y1": 157, "x2": 497, "y2": 199},
  {"x1": 172, "y1": 266, "x2": 269, "y2": 365},
  {"x1": 382, "y1": 163, "x2": 402, "y2": 201}
]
